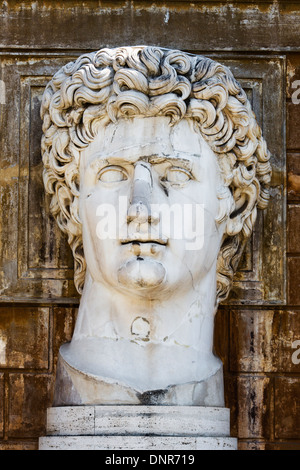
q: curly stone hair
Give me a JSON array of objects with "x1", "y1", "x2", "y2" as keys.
[{"x1": 40, "y1": 46, "x2": 271, "y2": 303}]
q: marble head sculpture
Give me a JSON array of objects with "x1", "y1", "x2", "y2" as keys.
[{"x1": 41, "y1": 46, "x2": 271, "y2": 406}]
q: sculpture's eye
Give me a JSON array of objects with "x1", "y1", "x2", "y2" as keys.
[
  {"x1": 98, "y1": 166, "x2": 128, "y2": 183},
  {"x1": 165, "y1": 167, "x2": 192, "y2": 184}
]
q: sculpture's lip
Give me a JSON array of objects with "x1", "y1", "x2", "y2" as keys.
[{"x1": 120, "y1": 239, "x2": 167, "y2": 246}]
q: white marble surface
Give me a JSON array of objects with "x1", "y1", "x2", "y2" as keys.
[
  {"x1": 46, "y1": 405, "x2": 230, "y2": 437},
  {"x1": 39, "y1": 435, "x2": 237, "y2": 450},
  {"x1": 54, "y1": 117, "x2": 229, "y2": 406},
  {"x1": 39, "y1": 405, "x2": 237, "y2": 450}
]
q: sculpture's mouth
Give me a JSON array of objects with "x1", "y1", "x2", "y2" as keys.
[
  {"x1": 120, "y1": 239, "x2": 167, "y2": 258},
  {"x1": 120, "y1": 239, "x2": 167, "y2": 246}
]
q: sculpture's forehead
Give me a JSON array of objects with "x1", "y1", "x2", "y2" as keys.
[{"x1": 82, "y1": 116, "x2": 211, "y2": 167}]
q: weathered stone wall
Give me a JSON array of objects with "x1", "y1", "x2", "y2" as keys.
[{"x1": 0, "y1": 1, "x2": 299, "y2": 450}]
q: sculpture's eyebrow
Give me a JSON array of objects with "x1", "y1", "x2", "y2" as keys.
[
  {"x1": 87, "y1": 152, "x2": 195, "y2": 171},
  {"x1": 147, "y1": 155, "x2": 194, "y2": 171}
]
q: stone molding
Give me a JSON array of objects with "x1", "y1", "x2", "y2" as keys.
[{"x1": 39, "y1": 405, "x2": 237, "y2": 450}]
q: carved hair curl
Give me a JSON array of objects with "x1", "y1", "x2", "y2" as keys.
[{"x1": 41, "y1": 46, "x2": 271, "y2": 303}]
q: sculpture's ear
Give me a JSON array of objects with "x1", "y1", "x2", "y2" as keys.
[{"x1": 225, "y1": 181, "x2": 259, "y2": 236}]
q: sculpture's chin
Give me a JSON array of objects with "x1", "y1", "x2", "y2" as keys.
[{"x1": 117, "y1": 257, "x2": 166, "y2": 289}]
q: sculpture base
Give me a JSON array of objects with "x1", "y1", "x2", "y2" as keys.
[{"x1": 39, "y1": 405, "x2": 237, "y2": 450}]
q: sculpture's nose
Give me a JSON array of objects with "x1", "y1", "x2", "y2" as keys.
[{"x1": 127, "y1": 161, "x2": 158, "y2": 225}]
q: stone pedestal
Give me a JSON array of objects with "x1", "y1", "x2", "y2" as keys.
[{"x1": 39, "y1": 405, "x2": 237, "y2": 450}]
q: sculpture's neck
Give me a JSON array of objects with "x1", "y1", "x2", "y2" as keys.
[
  {"x1": 72, "y1": 267, "x2": 217, "y2": 352},
  {"x1": 60, "y1": 266, "x2": 223, "y2": 395}
]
